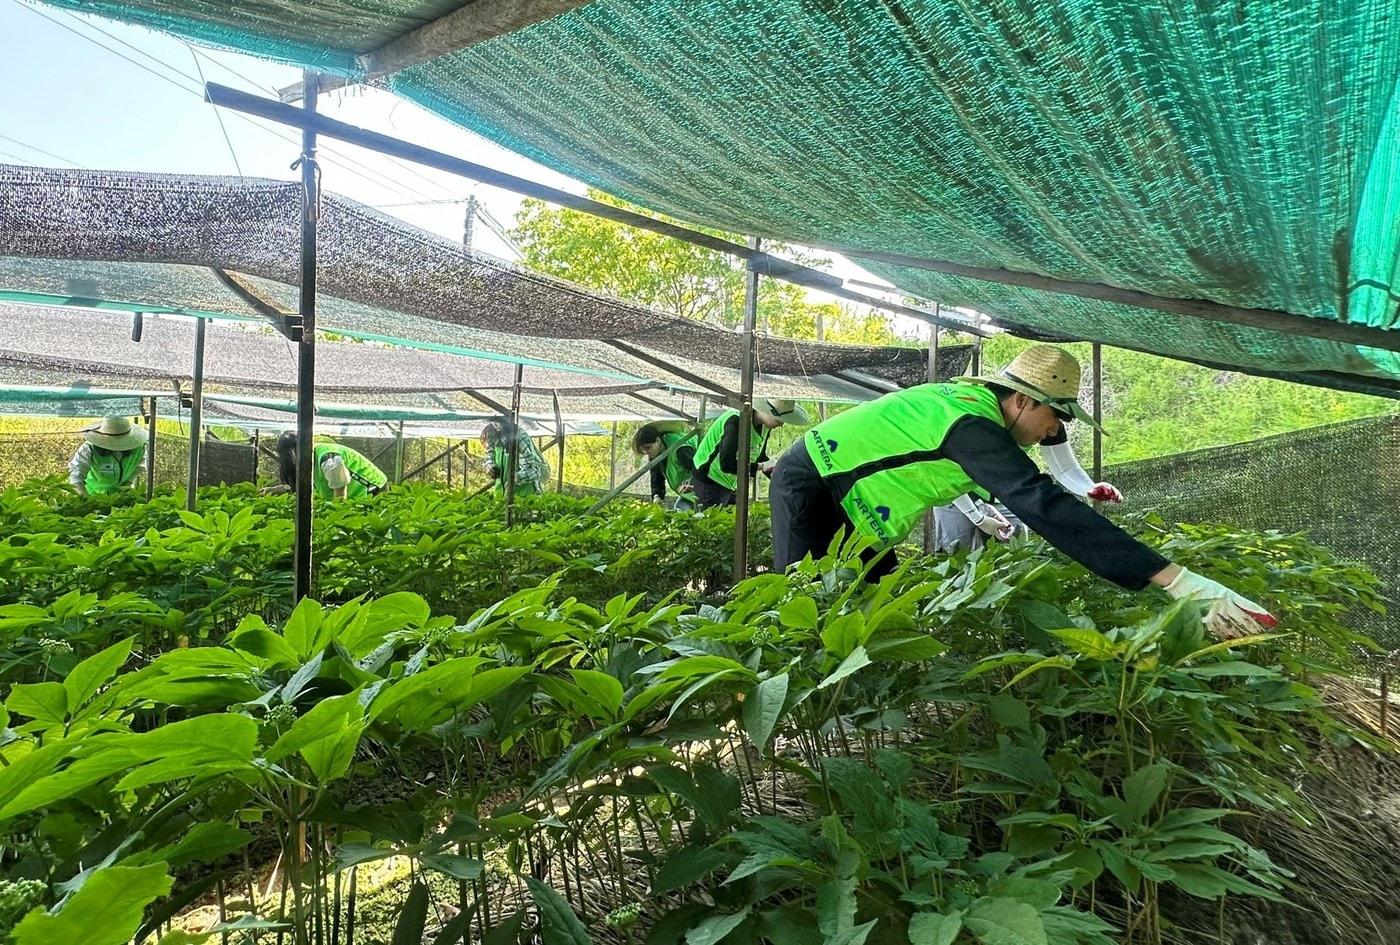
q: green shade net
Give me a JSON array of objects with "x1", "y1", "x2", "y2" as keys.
[
  {"x1": 1108, "y1": 414, "x2": 1400, "y2": 649},
  {"x1": 30, "y1": 0, "x2": 1400, "y2": 392}
]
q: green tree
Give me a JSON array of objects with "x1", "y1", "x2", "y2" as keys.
[{"x1": 511, "y1": 190, "x2": 898, "y2": 345}]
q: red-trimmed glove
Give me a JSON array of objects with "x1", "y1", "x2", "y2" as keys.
[
  {"x1": 1164, "y1": 568, "x2": 1277, "y2": 638},
  {"x1": 1086, "y1": 482, "x2": 1124, "y2": 503}
]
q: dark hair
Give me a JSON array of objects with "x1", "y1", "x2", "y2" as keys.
[
  {"x1": 983, "y1": 382, "x2": 1016, "y2": 403},
  {"x1": 633, "y1": 423, "x2": 663, "y2": 454},
  {"x1": 276, "y1": 431, "x2": 298, "y2": 487}
]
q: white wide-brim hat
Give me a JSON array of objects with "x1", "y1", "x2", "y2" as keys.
[
  {"x1": 955, "y1": 344, "x2": 1104, "y2": 433},
  {"x1": 761, "y1": 398, "x2": 811, "y2": 426},
  {"x1": 82, "y1": 415, "x2": 146, "y2": 450}
]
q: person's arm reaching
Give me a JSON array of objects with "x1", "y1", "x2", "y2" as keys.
[
  {"x1": 649, "y1": 462, "x2": 667, "y2": 503},
  {"x1": 319, "y1": 454, "x2": 351, "y2": 501},
  {"x1": 941, "y1": 416, "x2": 1274, "y2": 636},
  {"x1": 68, "y1": 443, "x2": 92, "y2": 495},
  {"x1": 951, "y1": 493, "x2": 1015, "y2": 541},
  {"x1": 1039, "y1": 428, "x2": 1122, "y2": 502}
]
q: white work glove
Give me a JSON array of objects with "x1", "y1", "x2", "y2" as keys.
[
  {"x1": 952, "y1": 494, "x2": 1015, "y2": 542},
  {"x1": 320, "y1": 454, "x2": 352, "y2": 491},
  {"x1": 1042, "y1": 440, "x2": 1124, "y2": 503},
  {"x1": 1163, "y1": 568, "x2": 1277, "y2": 639},
  {"x1": 758, "y1": 460, "x2": 777, "y2": 477}
]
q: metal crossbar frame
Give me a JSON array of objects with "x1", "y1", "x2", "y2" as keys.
[{"x1": 202, "y1": 83, "x2": 987, "y2": 338}]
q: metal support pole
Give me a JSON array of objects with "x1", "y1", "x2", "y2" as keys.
[
  {"x1": 734, "y1": 236, "x2": 761, "y2": 582},
  {"x1": 446, "y1": 440, "x2": 453, "y2": 488},
  {"x1": 609, "y1": 421, "x2": 618, "y2": 490},
  {"x1": 145, "y1": 395, "x2": 158, "y2": 501},
  {"x1": 185, "y1": 317, "x2": 207, "y2": 511},
  {"x1": 1382, "y1": 672, "x2": 1390, "y2": 738},
  {"x1": 292, "y1": 70, "x2": 320, "y2": 603},
  {"x1": 970, "y1": 328, "x2": 982, "y2": 376},
  {"x1": 1091, "y1": 342, "x2": 1104, "y2": 483},
  {"x1": 921, "y1": 319, "x2": 941, "y2": 553},
  {"x1": 504, "y1": 362, "x2": 524, "y2": 526},
  {"x1": 553, "y1": 391, "x2": 565, "y2": 492},
  {"x1": 393, "y1": 421, "x2": 406, "y2": 483}
]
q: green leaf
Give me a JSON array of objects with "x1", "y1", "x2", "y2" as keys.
[
  {"x1": 63, "y1": 636, "x2": 133, "y2": 712},
  {"x1": 829, "y1": 921, "x2": 877, "y2": 945},
  {"x1": 820, "y1": 612, "x2": 865, "y2": 659},
  {"x1": 779, "y1": 596, "x2": 818, "y2": 630},
  {"x1": 1003, "y1": 655, "x2": 1075, "y2": 689},
  {"x1": 908, "y1": 913, "x2": 962, "y2": 945},
  {"x1": 8, "y1": 681, "x2": 69, "y2": 723},
  {"x1": 819, "y1": 646, "x2": 871, "y2": 689},
  {"x1": 391, "y1": 881, "x2": 430, "y2": 945},
  {"x1": 526, "y1": 877, "x2": 593, "y2": 945},
  {"x1": 1122, "y1": 763, "x2": 1171, "y2": 822},
  {"x1": 570, "y1": 669, "x2": 624, "y2": 719},
  {"x1": 965, "y1": 897, "x2": 1048, "y2": 945},
  {"x1": 866, "y1": 634, "x2": 947, "y2": 662},
  {"x1": 742, "y1": 673, "x2": 788, "y2": 754},
  {"x1": 12, "y1": 863, "x2": 173, "y2": 945},
  {"x1": 477, "y1": 910, "x2": 524, "y2": 945},
  {"x1": 1179, "y1": 633, "x2": 1288, "y2": 664},
  {"x1": 420, "y1": 852, "x2": 485, "y2": 879},
  {"x1": 654, "y1": 845, "x2": 729, "y2": 893},
  {"x1": 1048, "y1": 628, "x2": 1123, "y2": 661},
  {"x1": 282, "y1": 596, "x2": 328, "y2": 661},
  {"x1": 228, "y1": 619, "x2": 299, "y2": 669},
  {"x1": 685, "y1": 909, "x2": 750, "y2": 945}
]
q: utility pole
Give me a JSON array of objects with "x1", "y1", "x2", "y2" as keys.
[{"x1": 462, "y1": 194, "x2": 479, "y2": 249}]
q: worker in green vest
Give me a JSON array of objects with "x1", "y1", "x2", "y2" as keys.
[
  {"x1": 768, "y1": 345, "x2": 1275, "y2": 639},
  {"x1": 690, "y1": 398, "x2": 810, "y2": 509},
  {"x1": 271, "y1": 431, "x2": 388, "y2": 501},
  {"x1": 68, "y1": 416, "x2": 147, "y2": 497},
  {"x1": 481, "y1": 419, "x2": 550, "y2": 496},
  {"x1": 633, "y1": 421, "x2": 699, "y2": 511}
]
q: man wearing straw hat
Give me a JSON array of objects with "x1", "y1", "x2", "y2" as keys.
[
  {"x1": 768, "y1": 344, "x2": 1275, "y2": 639},
  {"x1": 689, "y1": 398, "x2": 810, "y2": 509},
  {"x1": 68, "y1": 415, "x2": 148, "y2": 497}
]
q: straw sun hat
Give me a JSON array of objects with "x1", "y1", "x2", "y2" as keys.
[
  {"x1": 956, "y1": 345, "x2": 1104, "y2": 432},
  {"x1": 82, "y1": 416, "x2": 146, "y2": 450},
  {"x1": 761, "y1": 398, "x2": 811, "y2": 426}
]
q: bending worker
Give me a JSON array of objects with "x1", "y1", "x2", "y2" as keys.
[
  {"x1": 768, "y1": 345, "x2": 1274, "y2": 639},
  {"x1": 935, "y1": 425, "x2": 1124, "y2": 552},
  {"x1": 633, "y1": 421, "x2": 699, "y2": 511},
  {"x1": 68, "y1": 415, "x2": 147, "y2": 497},
  {"x1": 481, "y1": 418, "x2": 550, "y2": 496},
  {"x1": 690, "y1": 398, "x2": 810, "y2": 509},
  {"x1": 272, "y1": 431, "x2": 387, "y2": 501}
]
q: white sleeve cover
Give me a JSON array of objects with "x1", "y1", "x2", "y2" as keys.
[
  {"x1": 320, "y1": 454, "x2": 351, "y2": 490},
  {"x1": 1040, "y1": 440, "x2": 1095, "y2": 498},
  {"x1": 68, "y1": 443, "x2": 92, "y2": 488},
  {"x1": 951, "y1": 492, "x2": 984, "y2": 522}
]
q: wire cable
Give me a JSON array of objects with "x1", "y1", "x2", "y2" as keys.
[{"x1": 0, "y1": 132, "x2": 85, "y2": 168}]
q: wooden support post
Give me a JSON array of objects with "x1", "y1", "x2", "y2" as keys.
[
  {"x1": 609, "y1": 421, "x2": 618, "y2": 490},
  {"x1": 553, "y1": 391, "x2": 565, "y2": 492},
  {"x1": 145, "y1": 395, "x2": 158, "y2": 501},
  {"x1": 1382, "y1": 672, "x2": 1390, "y2": 737},
  {"x1": 734, "y1": 236, "x2": 761, "y2": 583},
  {"x1": 922, "y1": 318, "x2": 941, "y2": 553},
  {"x1": 504, "y1": 363, "x2": 524, "y2": 526},
  {"x1": 292, "y1": 70, "x2": 320, "y2": 604},
  {"x1": 393, "y1": 421, "x2": 406, "y2": 483},
  {"x1": 1092, "y1": 342, "x2": 1104, "y2": 483},
  {"x1": 185, "y1": 317, "x2": 206, "y2": 511}
]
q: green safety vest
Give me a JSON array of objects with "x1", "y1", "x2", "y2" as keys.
[
  {"x1": 805, "y1": 383, "x2": 1005, "y2": 545},
  {"x1": 85, "y1": 446, "x2": 144, "y2": 495},
  {"x1": 692, "y1": 408, "x2": 769, "y2": 492},
  {"x1": 490, "y1": 442, "x2": 545, "y2": 496},
  {"x1": 312, "y1": 443, "x2": 387, "y2": 500},
  {"x1": 659, "y1": 430, "x2": 698, "y2": 493}
]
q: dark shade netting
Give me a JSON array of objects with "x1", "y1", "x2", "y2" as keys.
[
  {"x1": 1108, "y1": 415, "x2": 1399, "y2": 649},
  {"x1": 0, "y1": 165, "x2": 930, "y2": 382}
]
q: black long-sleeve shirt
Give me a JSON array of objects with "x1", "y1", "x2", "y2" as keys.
[
  {"x1": 714, "y1": 416, "x2": 771, "y2": 476},
  {"x1": 650, "y1": 443, "x2": 697, "y2": 500},
  {"x1": 941, "y1": 416, "x2": 1168, "y2": 589}
]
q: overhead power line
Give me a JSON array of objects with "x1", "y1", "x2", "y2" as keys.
[
  {"x1": 0, "y1": 132, "x2": 85, "y2": 168},
  {"x1": 12, "y1": 0, "x2": 455, "y2": 206}
]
